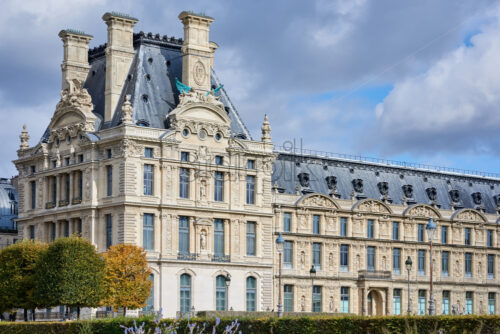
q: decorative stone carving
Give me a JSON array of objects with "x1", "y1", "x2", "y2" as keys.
[
  {"x1": 355, "y1": 200, "x2": 390, "y2": 214},
  {"x1": 405, "y1": 205, "x2": 439, "y2": 219},
  {"x1": 325, "y1": 176, "x2": 337, "y2": 190},
  {"x1": 299, "y1": 194, "x2": 336, "y2": 208},
  {"x1": 377, "y1": 182, "x2": 389, "y2": 196},
  {"x1": 297, "y1": 173, "x2": 310, "y2": 187},
  {"x1": 200, "y1": 230, "x2": 207, "y2": 250},
  {"x1": 449, "y1": 190, "x2": 460, "y2": 203},
  {"x1": 121, "y1": 94, "x2": 134, "y2": 124},
  {"x1": 261, "y1": 114, "x2": 271, "y2": 143},
  {"x1": 177, "y1": 89, "x2": 224, "y2": 110},
  {"x1": 454, "y1": 209, "x2": 486, "y2": 223}
]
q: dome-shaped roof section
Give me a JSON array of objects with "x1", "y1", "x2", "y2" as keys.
[{"x1": 0, "y1": 179, "x2": 18, "y2": 229}]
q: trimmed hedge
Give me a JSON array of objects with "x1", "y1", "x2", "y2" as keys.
[{"x1": 0, "y1": 315, "x2": 499, "y2": 334}]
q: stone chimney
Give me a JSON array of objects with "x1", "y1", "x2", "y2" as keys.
[
  {"x1": 178, "y1": 11, "x2": 215, "y2": 92},
  {"x1": 102, "y1": 12, "x2": 138, "y2": 122},
  {"x1": 58, "y1": 29, "x2": 93, "y2": 90}
]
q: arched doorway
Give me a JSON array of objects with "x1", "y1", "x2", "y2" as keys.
[{"x1": 367, "y1": 290, "x2": 383, "y2": 316}]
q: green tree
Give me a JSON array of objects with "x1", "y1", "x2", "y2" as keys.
[
  {"x1": 34, "y1": 236, "x2": 105, "y2": 319},
  {"x1": 102, "y1": 244, "x2": 152, "y2": 316},
  {"x1": 0, "y1": 240, "x2": 48, "y2": 321}
]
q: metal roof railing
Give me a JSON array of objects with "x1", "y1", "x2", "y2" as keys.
[{"x1": 273, "y1": 145, "x2": 500, "y2": 180}]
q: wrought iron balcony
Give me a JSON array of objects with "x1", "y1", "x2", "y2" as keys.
[
  {"x1": 358, "y1": 270, "x2": 391, "y2": 280},
  {"x1": 45, "y1": 202, "x2": 56, "y2": 209},
  {"x1": 210, "y1": 254, "x2": 231, "y2": 262},
  {"x1": 177, "y1": 252, "x2": 198, "y2": 261},
  {"x1": 72, "y1": 197, "x2": 82, "y2": 205}
]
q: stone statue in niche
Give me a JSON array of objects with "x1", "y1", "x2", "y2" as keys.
[
  {"x1": 382, "y1": 256, "x2": 387, "y2": 271},
  {"x1": 478, "y1": 261, "x2": 482, "y2": 278},
  {"x1": 356, "y1": 254, "x2": 361, "y2": 270},
  {"x1": 300, "y1": 251, "x2": 306, "y2": 269},
  {"x1": 455, "y1": 260, "x2": 460, "y2": 276},
  {"x1": 301, "y1": 296, "x2": 305, "y2": 311},
  {"x1": 200, "y1": 230, "x2": 207, "y2": 250},
  {"x1": 200, "y1": 180, "x2": 207, "y2": 200},
  {"x1": 329, "y1": 297, "x2": 334, "y2": 311},
  {"x1": 297, "y1": 172, "x2": 310, "y2": 188},
  {"x1": 329, "y1": 253, "x2": 334, "y2": 269}
]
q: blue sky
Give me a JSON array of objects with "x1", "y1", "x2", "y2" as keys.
[{"x1": 1, "y1": 0, "x2": 500, "y2": 176}]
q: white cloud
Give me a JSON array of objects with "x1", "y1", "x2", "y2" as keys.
[{"x1": 369, "y1": 6, "x2": 500, "y2": 155}]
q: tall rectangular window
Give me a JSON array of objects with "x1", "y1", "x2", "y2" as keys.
[
  {"x1": 340, "y1": 245, "x2": 349, "y2": 271},
  {"x1": 51, "y1": 222, "x2": 56, "y2": 241},
  {"x1": 465, "y1": 228, "x2": 471, "y2": 245},
  {"x1": 180, "y1": 151, "x2": 189, "y2": 162},
  {"x1": 392, "y1": 222, "x2": 400, "y2": 240},
  {"x1": 487, "y1": 230, "x2": 494, "y2": 248},
  {"x1": 340, "y1": 287, "x2": 349, "y2": 313},
  {"x1": 283, "y1": 213, "x2": 291, "y2": 232},
  {"x1": 246, "y1": 222, "x2": 256, "y2": 256},
  {"x1": 214, "y1": 172, "x2": 224, "y2": 202},
  {"x1": 340, "y1": 217, "x2": 347, "y2": 237},
  {"x1": 313, "y1": 215, "x2": 320, "y2": 234},
  {"x1": 466, "y1": 291, "x2": 473, "y2": 314},
  {"x1": 442, "y1": 291, "x2": 450, "y2": 315},
  {"x1": 143, "y1": 214, "x2": 154, "y2": 251},
  {"x1": 215, "y1": 156, "x2": 223, "y2": 166},
  {"x1": 441, "y1": 226, "x2": 448, "y2": 244},
  {"x1": 488, "y1": 292, "x2": 496, "y2": 315},
  {"x1": 488, "y1": 254, "x2": 495, "y2": 279},
  {"x1": 106, "y1": 149, "x2": 112, "y2": 159},
  {"x1": 418, "y1": 224, "x2": 424, "y2": 242},
  {"x1": 105, "y1": 214, "x2": 112, "y2": 248},
  {"x1": 65, "y1": 173, "x2": 70, "y2": 202},
  {"x1": 179, "y1": 168, "x2": 189, "y2": 199},
  {"x1": 393, "y1": 289, "x2": 401, "y2": 315},
  {"x1": 367, "y1": 219, "x2": 374, "y2": 239},
  {"x1": 393, "y1": 248, "x2": 401, "y2": 275},
  {"x1": 30, "y1": 181, "x2": 36, "y2": 209},
  {"x1": 106, "y1": 165, "x2": 112, "y2": 196},
  {"x1": 246, "y1": 175, "x2": 255, "y2": 204},
  {"x1": 247, "y1": 159, "x2": 255, "y2": 169},
  {"x1": 442, "y1": 251, "x2": 449, "y2": 277},
  {"x1": 52, "y1": 176, "x2": 57, "y2": 203},
  {"x1": 214, "y1": 219, "x2": 224, "y2": 256},
  {"x1": 29, "y1": 225, "x2": 35, "y2": 240},
  {"x1": 465, "y1": 252, "x2": 472, "y2": 277},
  {"x1": 64, "y1": 221, "x2": 69, "y2": 237},
  {"x1": 144, "y1": 164, "x2": 154, "y2": 195},
  {"x1": 78, "y1": 171, "x2": 83, "y2": 199},
  {"x1": 179, "y1": 216, "x2": 189, "y2": 254},
  {"x1": 284, "y1": 241, "x2": 293, "y2": 269},
  {"x1": 144, "y1": 147, "x2": 153, "y2": 158},
  {"x1": 312, "y1": 286, "x2": 322, "y2": 312},
  {"x1": 367, "y1": 246, "x2": 375, "y2": 271},
  {"x1": 418, "y1": 290, "x2": 426, "y2": 315},
  {"x1": 418, "y1": 250, "x2": 426, "y2": 275},
  {"x1": 284, "y1": 285, "x2": 293, "y2": 312},
  {"x1": 313, "y1": 243, "x2": 321, "y2": 270}
]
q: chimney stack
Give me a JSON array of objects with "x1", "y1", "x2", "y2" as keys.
[
  {"x1": 58, "y1": 29, "x2": 93, "y2": 90},
  {"x1": 102, "y1": 12, "x2": 138, "y2": 122},
  {"x1": 178, "y1": 11, "x2": 215, "y2": 92}
]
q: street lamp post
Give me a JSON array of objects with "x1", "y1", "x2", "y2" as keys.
[
  {"x1": 309, "y1": 265, "x2": 316, "y2": 312},
  {"x1": 405, "y1": 256, "x2": 413, "y2": 314},
  {"x1": 426, "y1": 218, "x2": 437, "y2": 315},
  {"x1": 275, "y1": 233, "x2": 285, "y2": 317},
  {"x1": 224, "y1": 274, "x2": 231, "y2": 311}
]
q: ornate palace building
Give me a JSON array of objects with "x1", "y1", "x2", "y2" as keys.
[{"x1": 13, "y1": 11, "x2": 500, "y2": 317}]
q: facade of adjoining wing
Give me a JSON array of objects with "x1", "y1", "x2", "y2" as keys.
[{"x1": 13, "y1": 11, "x2": 500, "y2": 317}]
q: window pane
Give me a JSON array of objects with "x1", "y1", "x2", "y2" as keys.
[
  {"x1": 418, "y1": 290, "x2": 426, "y2": 315},
  {"x1": 418, "y1": 250, "x2": 425, "y2": 275},
  {"x1": 418, "y1": 224, "x2": 424, "y2": 242},
  {"x1": 442, "y1": 291, "x2": 450, "y2": 315},
  {"x1": 246, "y1": 176, "x2": 255, "y2": 204},
  {"x1": 312, "y1": 286, "x2": 322, "y2": 312},
  {"x1": 367, "y1": 220, "x2": 374, "y2": 239},
  {"x1": 466, "y1": 291, "x2": 473, "y2": 314},
  {"x1": 216, "y1": 275, "x2": 227, "y2": 310},
  {"x1": 340, "y1": 217, "x2": 347, "y2": 237},
  {"x1": 313, "y1": 243, "x2": 321, "y2": 270},
  {"x1": 367, "y1": 246, "x2": 375, "y2": 271},
  {"x1": 106, "y1": 165, "x2": 113, "y2": 196},
  {"x1": 284, "y1": 241, "x2": 293, "y2": 269},
  {"x1": 392, "y1": 222, "x2": 399, "y2": 240},
  {"x1": 442, "y1": 251, "x2": 449, "y2": 276},
  {"x1": 340, "y1": 245, "x2": 349, "y2": 271},
  {"x1": 214, "y1": 172, "x2": 224, "y2": 201},
  {"x1": 144, "y1": 164, "x2": 154, "y2": 195},
  {"x1": 214, "y1": 219, "x2": 224, "y2": 256},
  {"x1": 313, "y1": 215, "x2": 320, "y2": 234},
  {"x1": 106, "y1": 214, "x2": 112, "y2": 248},
  {"x1": 246, "y1": 222, "x2": 256, "y2": 256},
  {"x1": 393, "y1": 248, "x2": 401, "y2": 274},
  {"x1": 283, "y1": 213, "x2": 291, "y2": 232},
  {"x1": 393, "y1": 289, "x2": 401, "y2": 315},
  {"x1": 284, "y1": 285, "x2": 293, "y2": 312},
  {"x1": 340, "y1": 287, "x2": 349, "y2": 313},
  {"x1": 143, "y1": 214, "x2": 154, "y2": 250},
  {"x1": 179, "y1": 216, "x2": 189, "y2": 254},
  {"x1": 180, "y1": 274, "x2": 191, "y2": 313},
  {"x1": 179, "y1": 168, "x2": 190, "y2": 198},
  {"x1": 246, "y1": 277, "x2": 256, "y2": 311}
]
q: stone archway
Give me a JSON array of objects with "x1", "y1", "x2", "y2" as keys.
[{"x1": 367, "y1": 290, "x2": 384, "y2": 316}]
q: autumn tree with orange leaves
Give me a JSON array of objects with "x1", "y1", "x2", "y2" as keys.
[{"x1": 102, "y1": 244, "x2": 152, "y2": 315}]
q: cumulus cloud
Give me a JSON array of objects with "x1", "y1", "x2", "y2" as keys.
[{"x1": 367, "y1": 6, "x2": 500, "y2": 156}]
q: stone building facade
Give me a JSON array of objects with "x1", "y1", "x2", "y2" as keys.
[{"x1": 13, "y1": 11, "x2": 500, "y2": 317}]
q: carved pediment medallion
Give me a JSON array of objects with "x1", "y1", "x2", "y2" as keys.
[
  {"x1": 352, "y1": 199, "x2": 392, "y2": 214},
  {"x1": 296, "y1": 194, "x2": 339, "y2": 209},
  {"x1": 452, "y1": 208, "x2": 487, "y2": 223},
  {"x1": 403, "y1": 204, "x2": 441, "y2": 219}
]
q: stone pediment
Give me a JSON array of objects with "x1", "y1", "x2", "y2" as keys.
[
  {"x1": 352, "y1": 199, "x2": 392, "y2": 214},
  {"x1": 296, "y1": 193, "x2": 339, "y2": 209},
  {"x1": 48, "y1": 79, "x2": 96, "y2": 142},
  {"x1": 451, "y1": 208, "x2": 487, "y2": 223},
  {"x1": 403, "y1": 204, "x2": 441, "y2": 219}
]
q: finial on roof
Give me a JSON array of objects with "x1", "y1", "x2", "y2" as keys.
[
  {"x1": 261, "y1": 114, "x2": 271, "y2": 143},
  {"x1": 19, "y1": 125, "x2": 30, "y2": 150},
  {"x1": 121, "y1": 95, "x2": 134, "y2": 124}
]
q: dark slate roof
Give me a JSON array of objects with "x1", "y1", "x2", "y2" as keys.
[
  {"x1": 272, "y1": 152, "x2": 500, "y2": 215},
  {"x1": 83, "y1": 32, "x2": 251, "y2": 139},
  {"x1": 0, "y1": 179, "x2": 17, "y2": 229}
]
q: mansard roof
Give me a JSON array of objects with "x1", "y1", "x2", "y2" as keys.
[
  {"x1": 272, "y1": 151, "x2": 500, "y2": 215},
  {"x1": 42, "y1": 32, "x2": 251, "y2": 142}
]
